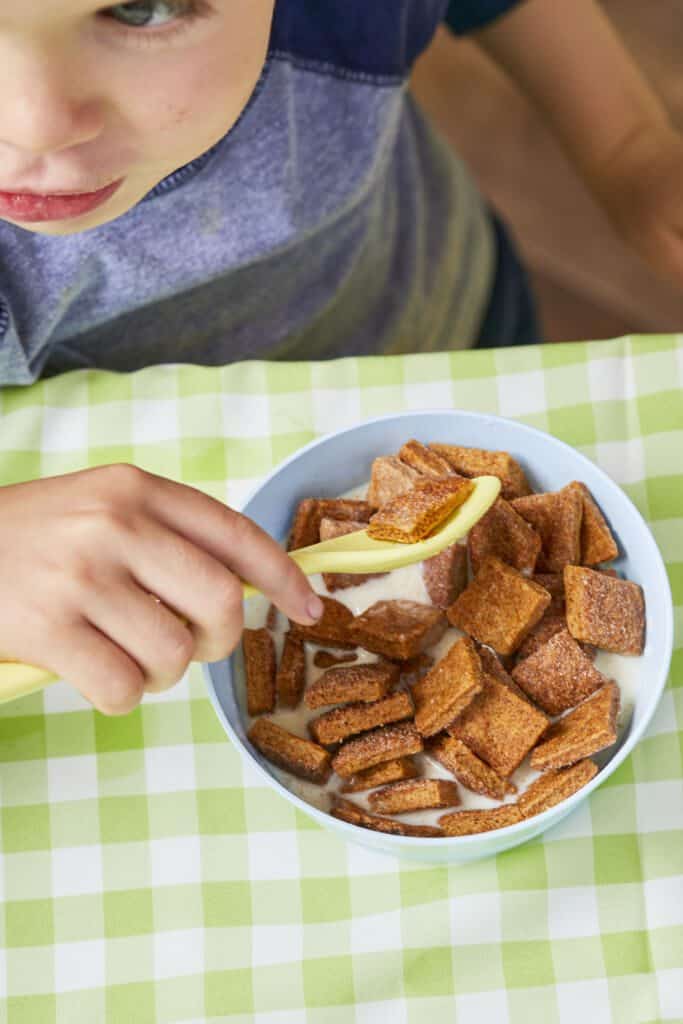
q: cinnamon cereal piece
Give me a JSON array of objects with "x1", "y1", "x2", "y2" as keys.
[
  {"x1": 368, "y1": 778, "x2": 460, "y2": 814},
  {"x1": 275, "y1": 632, "x2": 306, "y2": 709},
  {"x1": 511, "y1": 628, "x2": 607, "y2": 714},
  {"x1": 313, "y1": 651, "x2": 358, "y2": 669},
  {"x1": 319, "y1": 516, "x2": 385, "y2": 592},
  {"x1": 511, "y1": 485, "x2": 583, "y2": 572},
  {"x1": 533, "y1": 573, "x2": 565, "y2": 604},
  {"x1": 266, "y1": 604, "x2": 280, "y2": 631},
  {"x1": 449, "y1": 655, "x2": 549, "y2": 776},
  {"x1": 530, "y1": 683, "x2": 620, "y2": 771},
  {"x1": 447, "y1": 556, "x2": 551, "y2": 656},
  {"x1": 468, "y1": 498, "x2": 542, "y2": 574},
  {"x1": 304, "y1": 662, "x2": 399, "y2": 710},
  {"x1": 349, "y1": 601, "x2": 448, "y2": 661},
  {"x1": 399, "y1": 653, "x2": 435, "y2": 687},
  {"x1": 248, "y1": 718, "x2": 331, "y2": 784},
  {"x1": 569, "y1": 482, "x2": 619, "y2": 565},
  {"x1": 429, "y1": 444, "x2": 531, "y2": 500},
  {"x1": 290, "y1": 596, "x2": 356, "y2": 649},
  {"x1": 439, "y1": 805, "x2": 523, "y2": 836},
  {"x1": 515, "y1": 607, "x2": 567, "y2": 662},
  {"x1": 331, "y1": 722, "x2": 423, "y2": 778},
  {"x1": 341, "y1": 757, "x2": 418, "y2": 793},
  {"x1": 413, "y1": 637, "x2": 484, "y2": 737},
  {"x1": 331, "y1": 797, "x2": 443, "y2": 837},
  {"x1": 367, "y1": 456, "x2": 421, "y2": 508},
  {"x1": 243, "y1": 628, "x2": 276, "y2": 716},
  {"x1": 367, "y1": 476, "x2": 474, "y2": 545},
  {"x1": 309, "y1": 691, "x2": 413, "y2": 746},
  {"x1": 422, "y1": 543, "x2": 468, "y2": 609},
  {"x1": 288, "y1": 498, "x2": 372, "y2": 550},
  {"x1": 518, "y1": 759, "x2": 598, "y2": 817},
  {"x1": 398, "y1": 439, "x2": 455, "y2": 478},
  {"x1": 428, "y1": 734, "x2": 515, "y2": 801},
  {"x1": 564, "y1": 566, "x2": 645, "y2": 655}
]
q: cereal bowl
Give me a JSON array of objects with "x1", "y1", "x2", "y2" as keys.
[{"x1": 203, "y1": 411, "x2": 673, "y2": 863}]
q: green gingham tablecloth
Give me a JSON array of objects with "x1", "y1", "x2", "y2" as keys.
[{"x1": 0, "y1": 335, "x2": 681, "y2": 1024}]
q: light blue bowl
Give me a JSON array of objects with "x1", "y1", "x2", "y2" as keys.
[{"x1": 204, "y1": 411, "x2": 673, "y2": 862}]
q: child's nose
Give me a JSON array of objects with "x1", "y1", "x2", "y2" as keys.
[{"x1": 0, "y1": 47, "x2": 104, "y2": 156}]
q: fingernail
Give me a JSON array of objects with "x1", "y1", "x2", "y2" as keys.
[{"x1": 306, "y1": 595, "x2": 324, "y2": 622}]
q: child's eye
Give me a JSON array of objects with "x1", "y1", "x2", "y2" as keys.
[{"x1": 104, "y1": 1, "x2": 194, "y2": 29}]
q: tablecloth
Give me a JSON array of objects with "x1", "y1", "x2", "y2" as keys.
[{"x1": 0, "y1": 335, "x2": 681, "y2": 1024}]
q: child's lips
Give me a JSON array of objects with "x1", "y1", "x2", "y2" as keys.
[{"x1": 0, "y1": 179, "x2": 124, "y2": 223}]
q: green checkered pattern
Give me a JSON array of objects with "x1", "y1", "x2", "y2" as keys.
[{"x1": 0, "y1": 336, "x2": 681, "y2": 1024}]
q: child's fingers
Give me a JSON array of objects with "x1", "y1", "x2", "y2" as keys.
[
  {"x1": 45, "y1": 620, "x2": 147, "y2": 716},
  {"x1": 142, "y1": 475, "x2": 323, "y2": 625},
  {"x1": 79, "y1": 575, "x2": 197, "y2": 694}
]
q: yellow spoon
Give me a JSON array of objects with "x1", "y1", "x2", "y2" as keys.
[{"x1": 0, "y1": 475, "x2": 500, "y2": 704}]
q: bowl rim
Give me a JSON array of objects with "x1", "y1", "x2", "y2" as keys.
[{"x1": 204, "y1": 409, "x2": 674, "y2": 848}]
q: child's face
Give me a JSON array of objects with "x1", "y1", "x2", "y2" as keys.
[{"x1": 0, "y1": 0, "x2": 275, "y2": 235}]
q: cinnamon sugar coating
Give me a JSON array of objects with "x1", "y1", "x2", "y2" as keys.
[
  {"x1": 468, "y1": 497, "x2": 541, "y2": 574},
  {"x1": 367, "y1": 456, "x2": 420, "y2": 508},
  {"x1": 428, "y1": 444, "x2": 531, "y2": 500},
  {"x1": 564, "y1": 566, "x2": 645, "y2": 655},
  {"x1": 367, "y1": 476, "x2": 474, "y2": 544},
  {"x1": 511, "y1": 484, "x2": 583, "y2": 572},
  {"x1": 309, "y1": 691, "x2": 413, "y2": 746},
  {"x1": 368, "y1": 778, "x2": 461, "y2": 814},
  {"x1": 518, "y1": 759, "x2": 598, "y2": 817},
  {"x1": 511, "y1": 628, "x2": 607, "y2": 715},
  {"x1": 340, "y1": 757, "x2": 418, "y2": 793},
  {"x1": 428, "y1": 734, "x2": 515, "y2": 801},
  {"x1": 398, "y1": 439, "x2": 456, "y2": 478},
  {"x1": 331, "y1": 722, "x2": 424, "y2": 778},
  {"x1": 439, "y1": 805, "x2": 523, "y2": 836},
  {"x1": 243, "y1": 628, "x2": 277, "y2": 716},
  {"x1": 304, "y1": 662, "x2": 399, "y2": 710},
  {"x1": 275, "y1": 632, "x2": 306, "y2": 709},
  {"x1": 530, "y1": 682, "x2": 620, "y2": 771},
  {"x1": 349, "y1": 600, "x2": 448, "y2": 661},
  {"x1": 422, "y1": 543, "x2": 468, "y2": 609},
  {"x1": 331, "y1": 797, "x2": 443, "y2": 837},
  {"x1": 413, "y1": 637, "x2": 484, "y2": 737},
  {"x1": 248, "y1": 718, "x2": 331, "y2": 784}
]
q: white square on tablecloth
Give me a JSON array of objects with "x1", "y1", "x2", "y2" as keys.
[
  {"x1": 132, "y1": 399, "x2": 179, "y2": 444},
  {"x1": 251, "y1": 923, "x2": 303, "y2": 967},
  {"x1": 149, "y1": 835, "x2": 201, "y2": 888},
  {"x1": 52, "y1": 845, "x2": 103, "y2": 898},
  {"x1": 312, "y1": 388, "x2": 361, "y2": 435},
  {"x1": 548, "y1": 886, "x2": 600, "y2": 939},
  {"x1": 42, "y1": 682, "x2": 94, "y2": 715},
  {"x1": 588, "y1": 356, "x2": 634, "y2": 403},
  {"x1": 54, "y1": 939, "x2": 105, "y2": 992},
  {"x1": 636, "y1": 781, "x2": 683, "y2": 833},
  {"x1": 222, "y1": 392, "x2": 270, "y2": 437},
  {"x1": 450, "y1": 892, "x2": 502, "y2": 945},
  {"x1": 252, "y1": 1013, "x2": 310, "y2": 1024},
  {"x1": 644, "y1": 876, "x2": 683, "y2": 930},
  {"x1": 41, "y1": 405, "x2": 88, "y2": 452},
  {"x1": 153, "y1": 928, "x2": 204, "y2": 979},
  {"x1": 594, "y1": 439, "x2": 645, "y2": 485},
  {"x1": 345, "y1": 842, "x2": 401, "y2": 877},
  {"x1": 356, "y1": 1000, "x2": 408, "y2": 1024},
  {"x1": 350, "y1": 910, "x2": 403, "y2": 953},
  {"x1": 657, "y1": 968, "x2": 683, "y2": 1019},
  {"x1": 404, "y1": 379, "x2": 453, "y2": 411},
  {"x1": 456, "y1": 990, "x2": 509, "y2": 1024},
  {"x1": 144, "y1": 745, "x2": 196, "y2": 794},
  {"x1": 557, "y1": 978, "x2": 611, "y2": 1024},
  {"x1": 248, "y1": 831, "x2": 300, "y2": 880},
  {"x1": 497, "y1": 370, "x2": 546, "y2": 417},
  {"x1": 47, "y1": 754, "x2": 98, "y2": 803}
]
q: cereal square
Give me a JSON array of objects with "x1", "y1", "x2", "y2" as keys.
[
  {"x1": 569, "y1": 482, "x2": 619, "y2": 565},
  {"x1": 518, "y1": 759, "x2": 598, "y2": 818},
  {"x1": 468, "y1": 497, "x2": 542, "y2": 574},
  {"x1": 248, "y1": 718, "x2": 331, "y2": 784},
  {"x1": 449, "y1": 649, "x2": 549, "y2": 776},
  {"x1": 368, "y1": 778, "x2": 460, "y2": 814},
  {"x1": 367, "y1": 456, "x2": 420, "y2": 508},
  {"x1": 564, "y1": 566, "x2": 645, "y2": 655},
  {"x1": 511, "y1": 628, "x2": 607, "y2": 714},
  {"x1": 412, "y1": 637, "x2": 484, "y2": 737},
  {"x1": 398, "y1": 439, "x2": 455, "y2": 478},
  {"x1": 511, "y1": 484, "x2": 583, "y2": 572},
  {"x1": 530, "y1": 682, "x2": 620, "y2": 771},
  {"x1": 331, "y1": 797, "x2": 443, "y2": 837},
  {"x1": 422, "y1": 543, "x2": 468, "y2": 609},
  {"x1": 428, "y1": 734, "x2": 514, "y2": 801},
  {"x1": 288, "y1": 497, "x2": 372, "y2": 550},
  {"x1": 308, "y1": 691, "x2": 413, "y2": 746},
  {"x1": 290, "y1": 596, "x2": 356, "y2": 649},
  {"x1": 243, "y1": 628, "x2": 276, "y2": 716},
  {"x1": 331, "y1": 722, "x2": 423, "y2": 778},
  {"x1": 319, "y1": 516, "x2": 385, "y2": 592},
  {"x1": 275, "y1": 632, "x2": 306, "y2": 709},
  {"x1": 340, "y1": 757, "x2": 418, "y2": 794},
  {"x1": 367, "y1": 476, "x2": 474, "y2": 544},
  {"x1": 447, "y1": 556, "x2": 551, "y2": 655},
  {"x1": 304, "y1": 662, "x2": 399, "y2": 710},
  {"x1": 438, "y1": 805, "x2": 523, "y2": 836},
  {"x1": 429, "y1": 443, "x2": 531, "y2": 499},
  {"x1": 349, "y1": 600, "x2": 448, "y2": 660}
]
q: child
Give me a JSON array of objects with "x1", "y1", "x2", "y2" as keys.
[{"x1": 0, "y1": 0, "x2": 680, "y2": 713}]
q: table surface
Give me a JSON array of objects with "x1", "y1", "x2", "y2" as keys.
[{"x1": 0, "y1": 336, "x2": 681, "y2": 1024}]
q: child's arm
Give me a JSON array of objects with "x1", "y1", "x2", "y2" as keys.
[
  {"x1": 475, "y1": 0, "x2": 683, "y2": 285},
  {"x1": 0, "y1": 466, "x2": 322, "y2": 714}
]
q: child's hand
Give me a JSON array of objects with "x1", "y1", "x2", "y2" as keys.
[
  {"x1": 0, "y1": 465, "x2": 323, "y2": 714},
  {"x1": 589, "y1": 124, "x2": 683, "y2": 289}
]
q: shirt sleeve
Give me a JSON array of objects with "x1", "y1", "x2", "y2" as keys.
[{"x1": 444, "y1": 0, "x2": 524, "y2": 34}]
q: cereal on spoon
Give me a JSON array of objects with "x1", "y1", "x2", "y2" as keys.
[{"x1": 241, "y1": 438, "x2": 643, "y2": 839}]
